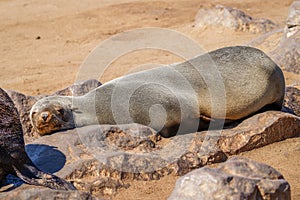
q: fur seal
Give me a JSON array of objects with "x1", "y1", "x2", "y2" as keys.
[
  {"x1": 30, "y1": 46, "x2": 285, "y2": 137},
  {"x1": 0, "y1": 88, "x2": 76, "y2": 190}
]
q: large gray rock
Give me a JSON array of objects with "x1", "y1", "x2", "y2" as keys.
[
  {"x1": 3, "y1": 111, "x2": 296, "y2": 198},
  {"x1": 168, "y1": 157, "x2": 291, "y2": 200},
  {"x1": 27, "y1": 124, "x2": 168, "y2": 197},
  {"x1": 5, "y1": 79, "x2": 101, "y2": 139},
  {"x1": 194, "y1": 5, "x2": 276, "y2": 33}
]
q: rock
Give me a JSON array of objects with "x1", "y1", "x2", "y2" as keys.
[
  {"x1": 11, "y1": 111, "x2": 298, "y2": 198},
  {"x1": 171, "y1": 111, "x2": 300, "y2": 175},
  {"x1": 0, "y1": 186, "x2": 97, "y2": 200},
  {"x1": 284, "y1": 85, "x2": 300, "y2": 116},
  {"x1": 217, "y1": 111, "x2": 300, "y2": 155},
  {"x1": 284, "y1": 0, "x2": 300, "y2": 38},
  {"x1": 194, "y1": 5, "x2": 276, "y2": 33},
  {"x1": 5, "y1": 79, "x2": 101, "y2": 139},
  {"x1": 53, "y1": 79, "x2": 101, "y2": 96},
  {"x1": 271, "y1": 1, "x2": 300, "y2": 74},
  {"x1": 168, "y1": 157, "x2": 291, "y2": 200},
  {"x1": 272, "y1": 30, "x2": 300, "y2": 74},
  {"x1": 4, "y1": 90, "x2": 43, "y2": 139},
  {"x1": 26, "y1": 124, "x2": 163, "y2": 197}
]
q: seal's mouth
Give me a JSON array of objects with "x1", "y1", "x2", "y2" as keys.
[{"x1": 34, "y1": 113, "x2": 64, "y2": 135}]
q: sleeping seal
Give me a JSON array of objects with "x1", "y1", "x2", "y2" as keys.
[{"x1": 30, "y1": 46, "x2": 285, "y2": 137}]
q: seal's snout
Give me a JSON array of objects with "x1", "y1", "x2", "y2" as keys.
[{"x1": 41, "y1": 112, "x2": 49, "y2": 122}]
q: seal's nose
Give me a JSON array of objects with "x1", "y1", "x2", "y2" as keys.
[{"x1": 41, "y1": 112, "x2": 49, "y2": 122}]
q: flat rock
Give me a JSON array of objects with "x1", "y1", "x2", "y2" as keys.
[
  {"x1": 217, "y1": 111, "x2": 300, "y2": 155},
  {"x1": 168, "y1": 157, "x2": 291, "y2": 200},
  {"x1": 194, "y1": 5, "x2": 276, "y2": 33},
  {"x1": 9, "y1": 111, "x2": 298, "y2": 198},
  {"x1": 172, "y1": 111, "x2": 300, "y2": 175}
]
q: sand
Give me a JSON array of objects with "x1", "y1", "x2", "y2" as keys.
[{"x1": 0, "y1": 0, "x2": 299, "y2": 199}]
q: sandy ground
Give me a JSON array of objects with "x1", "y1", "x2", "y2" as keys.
[{"x1": 0, "y1": 0, "x2": 299, "y2": 199}]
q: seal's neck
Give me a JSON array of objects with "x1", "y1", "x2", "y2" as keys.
[{"x1": 71, "y1": 95, "x2": 99, "y2": 127}]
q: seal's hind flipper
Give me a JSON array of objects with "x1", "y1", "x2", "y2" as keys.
[{"x1": 12, "y1": 163, "x2": 76, "y2": 190}]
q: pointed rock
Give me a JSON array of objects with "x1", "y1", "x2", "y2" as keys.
[
  {"x1": 169, "y1": 157, "x2": 291, "y2": 200},
  {"x1": 194, "y1": 5, "x2": 276, "y2": 33}
]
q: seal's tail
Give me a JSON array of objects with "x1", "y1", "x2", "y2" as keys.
[{"x1": 12, "y1": 162, "x2": 76, "y2": 190}]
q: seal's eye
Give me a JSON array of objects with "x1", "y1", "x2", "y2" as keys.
[{"x1": 57, "y1": 108, "x2": 64, "y2": 115}]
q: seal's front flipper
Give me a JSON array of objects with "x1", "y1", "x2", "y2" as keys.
[{"x1": 12, "y1": 163, "x2": 76, "y2": 190}]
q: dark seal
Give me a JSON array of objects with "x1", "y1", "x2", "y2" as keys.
[{"x1": 0, "y1": 88, "x2": 76, "y2": 190}]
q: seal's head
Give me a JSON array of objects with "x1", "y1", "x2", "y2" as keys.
[{"x1": 30, "y1": 96, "x2": 75, "y2": 135}]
